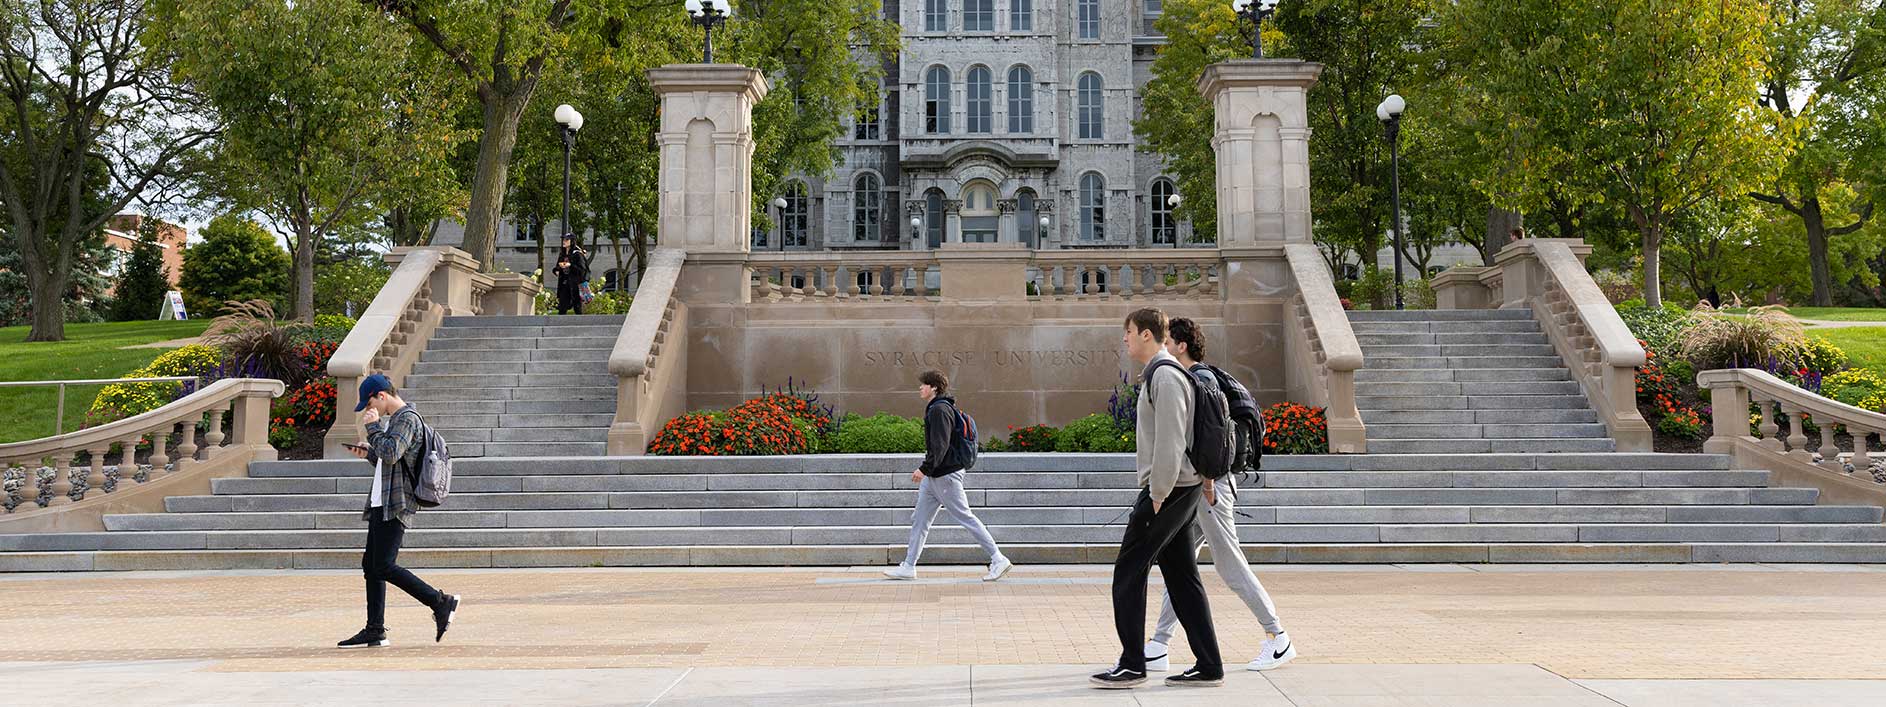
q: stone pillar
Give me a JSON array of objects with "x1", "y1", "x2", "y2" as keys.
[
  {"x1": 905, "y1": 201, "x2": 927, "y2": 250},
  {"x1": 997, "y1": 198, "x2": 1017, "y2": 244},
  {"x1": 480, "y1": 273, "x2": 542, "y2": 316},
  {"x1": 649, "y1": 64, "x2": 769, "y2": 304},
  {"x1": 387, "y1": 246, "x2": 479, "y2": 316},
  {"x1": 944, "y1": 199, "x2": 963, "y2": 244},
  {"x1": 1197, "y1": 60, "x2": 1323, "y2": 247}
]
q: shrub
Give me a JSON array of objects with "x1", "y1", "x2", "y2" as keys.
[
  {"x1": 1405, "y1": 278, "x2": 1437, "y2": 310},
  {"x1": 1616, "y1": 300, "x2": 1697, "y2": 353},
  {"x1": 647, "y1": 397, "x2": 815, "y2": 456},
  {"x1": 1056, "y1": 413, "x2": 1134, "y2": 453},
  {"x1": 178, "y1": 215, "x2": 291, "y2": 316},
  {"x1": 204, "y1": 300, "x2": 311, "y2": 387},
  {"x1": 1107, "y1": 374, "x2": 1139, "y2": 431},
  {"x1": 268, "y1": 422, "x2": 298, "y2": 449},
  {"x1": 580, "y1": 288, "x2": 633, "y2": 315},
  {"x1": 88, "y1": 344, "x2": 226, "y2": 425},
  {"x1": 284, "y1": 379, "x2": 338, "y2": 430},
  {"x1": 1656, "y1": 406, "x2": 1706, "y2": 440},
  {"x1": 1262, "y1": 402, "x2": 1327, "y2": 454},
  {"x1": 830, "y1": 413, "x2": 926, "y2": 453},
  {"x1": 1676, "y1": 303, "x2": 1805, "y2": 373},
  {"x1": 1800, "y1": 336, "x2": 1848, "y2": 376},
  {"x1": 1350, "y1": 267, "x2": 1396, "y2": 310},
  {"x1": 1821, "y1": 369, "x2": 1886, "y2": 412},
  {"x1": 314, "y1": 260, "x2": 389, "y2": 318},
  {"x1": 981, "y1": 436, "x2": 1010, "y2": 453},
  {"x1": 1007, "y1": 424, "x2": 1058, "y2": 452},
  {"x1": 268, "y1": 396, "x2": 300, "y2": 449},
  {"x1": 1594, "y1": 269, "x2": 1641, "y2": 304}
]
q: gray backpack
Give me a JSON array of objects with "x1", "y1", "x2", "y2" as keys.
[{"x1": 400, "y1": 409, "x2": 454, "y2": 507}]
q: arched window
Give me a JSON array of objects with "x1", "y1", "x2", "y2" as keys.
[
  {"x1": 961, "y1": 181, "x2": 999, "y2": 243},
  {"x1": 925, "y1": 189, "x2": 945, "y2": 248},
  {"x1": 1011, "y1": 0, "x2": 1033, "y2": 31},
  {"x1": 1007, "y1": 66, "x2": 1033, "y2": 133},
  {"x1": 854, "y1": 82, "x2": 881, "y2": 140},
  {"x1": 925, "y1": 66, "x2": 951, "y2": 134},
  {"x1": 1151, "y1": 179, "x2": 1177, "y2": 245},
  {"x1": 1080, "y1": 173, "x2": 1106, "y2": 242},
  {"x1": 853, "y1": 174, "x2": 882, "y2": 242},
  {"x1": 1016, "y1": 188, "x2": 1038, "y2": 248},
  {"x1": 1077, "y1": 72, "x2": 1104, "y2": 139},
  {"x1": 965, "y1": 0, "x2": 993, "y2": 31},
  {"x1": 781, "y1": 182, "x2": 809, "y2": 247},
  {"x1": 926, "y1": 0, "x2": 947, "y2": 31},
  {"x1": 966, "y1": 67, "x2": 992, "y2": 133},
  {"x1": 1077, "y1": 0, "x2": 1100, "y2": 39}
]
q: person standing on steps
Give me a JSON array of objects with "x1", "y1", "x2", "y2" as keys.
[
  {"x1": 552, "y1": 233, "x2": 590, "y2": 315},
  {"x1": 337, "y1": 374, "x2": 460, "y2": 649},
  {"x1": 884, "y1": 370, "x2": 1014, "y2": 583},
  {"x1": 1141, "y1": 317, "x2": 1295, "y2": 673},
  {"x1": 1092, "y1": 308, "x2": 1224, "y2": 690}
]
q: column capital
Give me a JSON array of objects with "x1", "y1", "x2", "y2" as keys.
[{"x1": 1196, "y1": 59, "x2": 1325, "y2": 101}]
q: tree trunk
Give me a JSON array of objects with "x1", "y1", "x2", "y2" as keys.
[
  {"x1": 1802, "y1": 196, "x2": 1834, "y2": 307},
  {"x1": 1484, "y1": 207, "x2": 1523, "y2": 265},
  {"x1": 462, "y1": 94, "x2": 533, "y2": 271},
  {"x1": 25, "y1": 268, "x2": 68, "y2": 342},
  {"x1": 293, "y1": 220, "x2": 316, "y2": 323},
  {"x1": 1641, "y1": 223, "x2": 1664, "y2": 309}
]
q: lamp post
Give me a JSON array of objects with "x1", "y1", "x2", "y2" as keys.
[
  {"x1": 685, "y1": 0, "x2": 734, "y2": 64},
  {"x1": 910, "y1": 214, "x2": 923, "y2": 248},
  {"x1": 772, "y1": 196, "x2": 789, "y2": 252},
  {"x1": 1038, "y1": 214, "x2": 1050, "y2": 248},
  {"x1": 1376, "y1": 93, "x2": 1406, "y2": 310},
  {"x1": 553, "y1": 103, "x2": 584, "y2": 247},
  {"x1": 1167, "y1": 192, "x2": 1182, "y2": 246},
  {"x1": 1232, "y1": 0, "x2": 1281, "y2": 59}
]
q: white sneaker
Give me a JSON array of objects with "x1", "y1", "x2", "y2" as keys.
[
  {"x1": 1143, "y1": 640, "x2": 1171, "y2": 672},
  {"x1": 982, "y1": 556, "x2": 1013, "y2": 582},
  {"x1": 883, "y1": 565, "x2": 917, "y2": 580},
  {"x1": 1248, "y1": 632, "x2": 1297, "y2": 671}
]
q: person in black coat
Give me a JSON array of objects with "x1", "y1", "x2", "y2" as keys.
[{"x1": 552, "y1": 234, "x2": 590, "y2": 315}]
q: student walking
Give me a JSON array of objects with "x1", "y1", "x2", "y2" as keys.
[
  {"x1": 337, "y1": 374, "x2": 460, "y2": 649},
  {"x1": 884, "y1": 370, "x2": 1014, "y2": 583},
  {"x1": 1142, "y1": 317, "x2": 1295, "y2": 673},
  {"x1": 552, "y1": 233, "x2": 590, "y2": 315},
  {"x1": 1092, "y1": 308, "x2": 1223, "y2": 689}
]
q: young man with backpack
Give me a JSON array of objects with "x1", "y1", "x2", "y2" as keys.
[
  {"x1": 884, "y1": 370, "x2": 1014, "y2": 583},
  {"x1": 1141, "y1": 317, "x2": 1295, "y2": 673},
  {"x1": 1092, "y1": 308, "x2": 1224, "y2": 689},
  {"x1": 337, "y1": 373, "x2": 460, "y2": 649}
]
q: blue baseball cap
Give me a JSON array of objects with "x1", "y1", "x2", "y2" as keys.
[{"x1": 355, "y1": 374, "x2": 393, "y2": 412}]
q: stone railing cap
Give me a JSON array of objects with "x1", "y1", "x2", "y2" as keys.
[
  {"x1": 0, "y1": 378, "x2": 283, "y2": 459},
  {"x1": 1197, "y1": 59, "x2": 1325, "y2": 99},
  {"x1": 610, "y1": 249, "x2": 689, "y2": 378},
  {"x1": 1700, "y1": 367, "x2": 1886, "y2": 431},
  {"x1": 648, "y1": 64, "x2": 770, "y2": 102},
  {"x1": 1284, "y1": 243, "x2": 1363, "y2": 371}
]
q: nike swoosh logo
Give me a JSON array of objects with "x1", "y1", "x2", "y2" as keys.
[{"x1": 1273, "y1": 643, "x2": 1291, "y2": 659}]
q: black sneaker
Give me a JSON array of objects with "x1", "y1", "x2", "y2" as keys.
[
  {"x1": 1165, "y1": 667, "x2": 1225, "y2": 687},
  {"x1": 1089, "y1": 666, "x2": 1148, "y2": 689},
  {"x1": 433, "y1": 594, "x2": 460, "y2": 642},
  {"x1": 336, "y1": 627, "x2": 388, "y2": 649}
]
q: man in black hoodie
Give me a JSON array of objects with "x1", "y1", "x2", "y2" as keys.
[{"x1": 884, "y1": 370, "x2": 1013, "y2": 582}]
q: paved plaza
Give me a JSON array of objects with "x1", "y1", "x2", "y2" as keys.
[{"x1": 4, "y1": 564, "x2": 1886, "y2": 705}]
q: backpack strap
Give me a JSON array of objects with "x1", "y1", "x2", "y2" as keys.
[{"x1": 1144, "y1": 359, "x2": 1189, "y2": 407}]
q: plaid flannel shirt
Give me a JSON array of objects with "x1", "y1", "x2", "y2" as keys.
[{"x1": 363, "y1": 406, "x2": 424, "y2": 528}]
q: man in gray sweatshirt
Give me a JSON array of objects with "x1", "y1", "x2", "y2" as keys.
[{"x1": 1091, "y1": 308, "x2": 1223, "y2": 689}]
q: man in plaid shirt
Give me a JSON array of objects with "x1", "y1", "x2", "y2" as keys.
[{"x1": 337, "y1": 374, "x2": 460, "y2": 649}]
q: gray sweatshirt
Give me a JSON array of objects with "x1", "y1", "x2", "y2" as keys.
[{"x1": 1136, "y1": 351, "x2": 1201, "y2": 503}]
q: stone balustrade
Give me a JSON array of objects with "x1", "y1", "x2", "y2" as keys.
[
  {"x1": 1700, "y1": 368, "x2": 1886, "y2": 507},
  {"x1": 745, "y1": 249, "x2": 1224, "y2": 304},
  {"x1": 1283, "y1": 243, "x2": 1366, "y2": 452},
  {"x1": 748, "y1": 252, "x2": 940, "y2": 303},
  {"x1": 1027, "y1": 251, "x2": 1222, "y2": 301},
  {"x1": 609, "y1": 249, "x2": 691, "y2": 455},
  {"x1": 0, "y1": 378, "x2": 282, "y2": 529}
]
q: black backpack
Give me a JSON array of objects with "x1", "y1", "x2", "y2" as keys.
[
  {"x1": 1147, "y1": 359, "x2": 1236, "y2": 480},
  {"x1": 1199, "y1": 363, "x2": 1264, "y2": 472},
  {"x1": 936, "y1": 399, "x2": 980, "y2": 471}
]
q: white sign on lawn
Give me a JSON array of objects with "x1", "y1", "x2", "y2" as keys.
[{"x1": 159, "y1": 290, "x2": 189, "y2": 320}]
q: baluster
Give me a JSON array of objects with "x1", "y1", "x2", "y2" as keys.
[
  {"x1": 118, "y1": 436, "x2": 138, "y2": 486},
  {"x1": 1153, "y1": 265, "x2": 1170, "y2": 295},
  {"x1": 1050, "y1": 265, "x2": 1067, "y2": 300},
  {"x1": 83, "y1": 445, "x2": 108, "y2": 500},
  {"x1": 1784, "y1": 407, "x2": 1811, "y2": 462},
  {"x1": 1854, "y1": 431, "x2": 1874, "y2": 476},
  {"x1": 1071, "y1": 264, "x2": 1088, "y2": 297},
  {"x1": 779, "y1": 266, "x2": 798, "y2": 301},
  {"x1": 205, "y1": 406, "x2": 228, "y2": 457},
  {"x1": 1758, "y1": 400, "x2": 1782, "y2": 451},
  {"x1": 149, "y1": 425, "x2": 171, "y2": 474},
  {"x1": 1115, "y1": 264, "x2": 1132, "y2": 299},
  {"x1": 1818, "y1": 421, "x2": 1842, "y2": 471},
  {"x1": 913, "y1": 266, "x2": 930, "y2": 299},
  {"x1": 844, "y1": 266, "x2": 862, "y2": 299},
  {"x1": 176, "y1": 419, "x2": 200, "y2": 471},
  {"x1": 48, "y1": 453, "x2": 72, "y2": 506},
  {"x1": 821, "y1": 266, "x2": 839, "y2": 299},
  {"x1": 870, "y1": 267, "x2": 887, "y2": 299}
]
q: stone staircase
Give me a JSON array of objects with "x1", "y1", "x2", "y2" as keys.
[
  {"x1": 1350, "y1": 309, "x2": 1616, "y2": 454},
  {"x1": 3, "y1": 453, "x2": 1884, "y2": 571},
  {"x1": 402, "y1": 314, "x2": 623, "y2": 457}
]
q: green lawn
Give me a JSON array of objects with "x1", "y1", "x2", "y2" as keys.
[
  {"x1": 1812, "y1": 327, "x2": 1886, "y2": 373},
  {"x1": 1720, "y1": 306, "x2": 1886, "y2": 322},
  {"x1": 0, "y1": 320, "x2": 211, "y2": 443}
]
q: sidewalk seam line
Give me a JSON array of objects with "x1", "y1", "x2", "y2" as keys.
[
  {"x1": 1543, "y1": 663, "x2": 1629, "y2": 707},
  {"x1": 644, "y1": 666, "x2": 691, "y2": 706}
]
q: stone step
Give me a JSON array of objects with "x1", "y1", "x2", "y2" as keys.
[
  {"x1": 1356, "y1": 395, "x2": 1593, "y2": 411},
  {"x1": 436, "y1": 442, "x2": 609, "y2": 459},
  {"x1": 379, "y1": 400, "x2": 615, "y2": 416},
  {"x1": 1358, "y1": 344, "x2": 1559, "y2": 359},
  {"x1": 418, "y1": 348, "x2": 611, "y2": 364},
  {"x1": 108, "y1": 502, "x2": 1879, "y2": 533},
  {"x1": 426, "y1": 336, "x2": 616, "y2": 351},
  {"x1": 206, "y1": 469, "x2": 1773, "y2": 496},
  {"x1": 162, "y1": 486, "x2": 1820, "y2": 514},
  {"x1": 442, "y1": 315, "x2": 625, "y2": 327},
  {"x1": 1349, "y1": 320, "x2": 1543, "y2": 334},
  {"x1": 403, "y1": 373, "x2": 618, "y2": 390},
  {"x1": 403, "y1": 386, "x2": 615, "y2": 402},
  {"x1": 423, "y1": 413, "x2": 616, "y2": 430},
  {"x1": 411, "y1": 361, "x2": 609, "y2": 376},
  {"x1": 432, "y1": 427, "x2": 611, "y2": 444},
  {"x1": 1367, "y1": 438, "x2": 1619, "y2": 454},
  {"x1": 434, "y1": 325, "x2": 622, "y2": 339},
  {"x1": 1355, "y1": 381, "x2": 1583, "y2": 397},
  {"x1": 1355, "y1": 368, "x2": 1573, "y2": 383},
  {"x1": 1347, "y1": 309, "x2": 1536, "y2": 322},
  {"x1": 1360, "y1": 409, "x2": 1599, "y2": 425},
  {"x1": 243, "y1": 453, "x2": 1735, "y2": 478},
  {"x1": 1364, "y1": 356, "x2": 1567, "y2": 370},
  {"x1": 1354, "y1": 333, "x2": 1551, "y2": 347},
  {"x1": 1363, "y1": 423, "x2": 1610, "y2": 440}
]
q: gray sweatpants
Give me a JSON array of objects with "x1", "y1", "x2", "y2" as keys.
[
  {"x1": 1153, "y1": 477, "x2": 1284, "y2": 641},
  {"x1": 901, "y1": 471, "x2": 1003, "y2": 565}
]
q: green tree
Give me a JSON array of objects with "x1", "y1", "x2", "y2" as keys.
[
  {"x1": 315, "y1": 259, "x2": 392, "y2": 318},
  {"x1": 0, "y1": 0, "x2": 213, "y2": 341},
  {"x1": 1435, "y1": 0, "x2": 1779, "y2": 308},
  {"x1": 1748, "y1": 0, "x2": 1886, "y2": 306},
  {"x1": 179, "y1": 216, "x2": 293, "y2": 317},
  {"x1": 109, "y1": 224, "x2": 171, "y2": 322},
  {"x1": 152, "y1": 0, "x2": 466, "y2": 322}
]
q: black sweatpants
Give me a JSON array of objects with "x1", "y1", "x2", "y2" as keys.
[
  {"x1": 363, "y1": 515, "x2": 442, "y2": 630},
  {"x1": 556, "y1": 279, "x2": 584, "y2": 315},
  {"x1": 1111, "y1": 484, "x2": 1222, "y2": 675}
]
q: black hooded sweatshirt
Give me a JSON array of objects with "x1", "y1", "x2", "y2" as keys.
[{"x1": 920, "y1": 395, "x2": 964, "y2": 477}]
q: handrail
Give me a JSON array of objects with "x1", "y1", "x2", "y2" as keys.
[
  {"x1": 610, "y1": 249, "x2": 688, "y2": 379},
  {"x1": 0, "y1": 377, "x2": 197, "y2": 387},
  {"x1": 329, "y1": 248, "x2": 441, "y2": 379},
  {"x1": 1284, "y1": 244, "x2": 1363, "y2": 372},
  {"x1": 1283, "y1": 243, "x2": 1365, "y2": 452},
  {"x1": 1533, "y1": 241, "x2": 1646, "y2": 369},
  {"x1": 1698, "y1": 367, "x2": 1886, "y2": 507},
  {"x1": 322, "y1": 247, "x2": 448, "y2": 458}
]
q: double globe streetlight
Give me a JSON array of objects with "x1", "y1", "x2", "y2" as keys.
[
  {"x1": 1376, "y1": 94, "x2": 1407, "y2": 310},
  {"x1": 1232, "y1": 0, "x2": 1281, "y2": 59},
  {"x1": 684, "y1": 0, "x2": 735, "y2": 64},
  {"x1": 553, "y1": 103, "x2": 584, "y2": 247}
]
